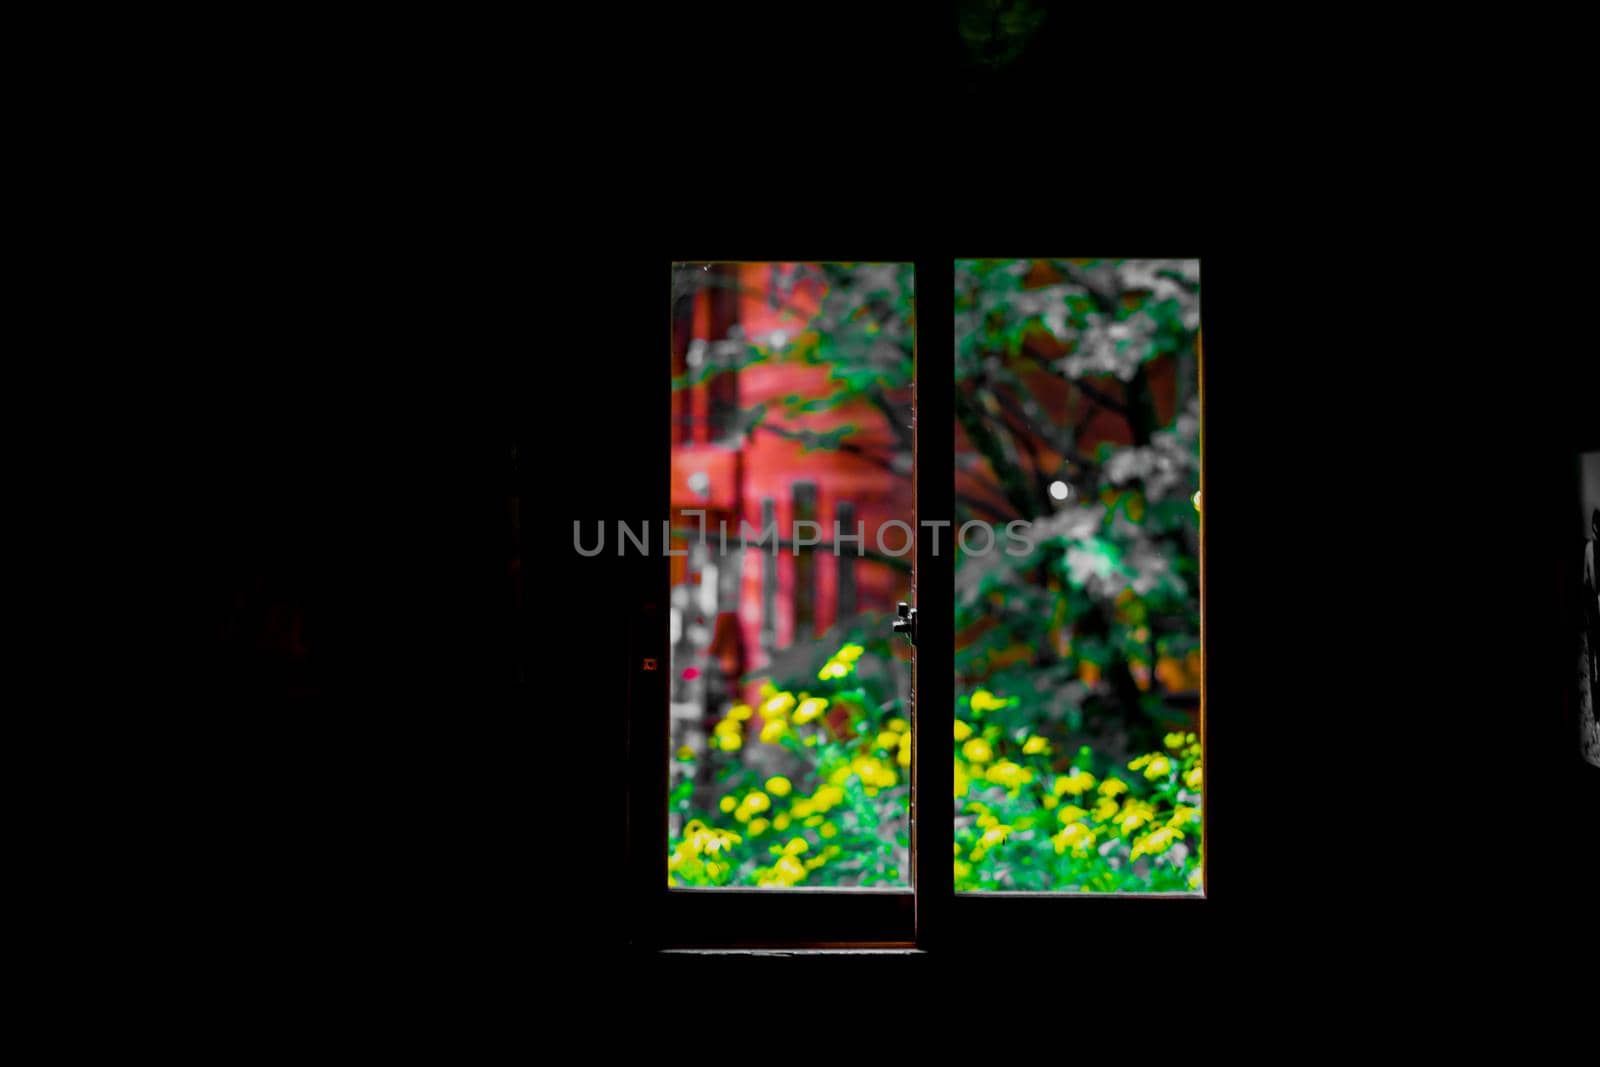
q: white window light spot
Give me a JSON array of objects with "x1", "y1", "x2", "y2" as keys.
[{"x1": 1049, "y1": 481, "x2": 1071, "y2": 501}]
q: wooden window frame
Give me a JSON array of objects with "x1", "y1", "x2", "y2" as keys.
[{"x1": 628, "y1": 256, "x2": 1207, "y2": 952}]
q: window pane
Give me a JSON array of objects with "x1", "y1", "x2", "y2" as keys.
[
  {"x1": 668, "y1": 263, "x2": 915, "y2": 889},
  {"x1": 953, "y1": 259, "x2": 1203, "y2": 892}
]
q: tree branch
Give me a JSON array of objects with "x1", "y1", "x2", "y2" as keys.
[
  {"x1": 955, "y1": 388, "x2": 1037, "y2": 519},
  {"x1": 866, "y1": 389, "x2": 915, "y2": 456},
  {"x1": 1018, "y1": 345, "x2": 1128, "y2": 416}
]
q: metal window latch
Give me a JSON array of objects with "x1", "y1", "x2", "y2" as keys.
[{"x1": 892, "y1": 601, "x2": 917, "y2": 645}]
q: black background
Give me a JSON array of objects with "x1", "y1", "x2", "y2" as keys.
[
  {"x1": 163, "y1": 11, "x2": 1597, "y2": 1023},
  {"x1": 187, "y1": 240, "x2": 1598, "y2": 990}
]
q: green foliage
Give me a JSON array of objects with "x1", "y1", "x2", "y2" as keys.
[
  {"x1": 668, "y1": 259, "x2": 1204, "y2": 892},
  {"x1": 952, "y1": 259, "x2": 1201, "y2": 756},
  {"x1": 671, "y1": 629, "x2": 912, "y2": 888},
  {"x1": 957, "y1": 0, "x2": 1049, "y2": 70},
  {"x1": 669, "y1": 639, "x2": 1203, "y2": 892}
]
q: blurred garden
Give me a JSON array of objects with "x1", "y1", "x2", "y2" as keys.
[{"x1": 668, "y1": 260, "x2": 1202, "y2": 892}]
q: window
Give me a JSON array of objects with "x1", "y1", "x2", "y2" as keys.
[{"x1": 628, "y1": 257, "x2": 1205, "y2": 949}]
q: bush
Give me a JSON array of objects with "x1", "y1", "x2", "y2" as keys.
[{"x1": 668, "y1": 638, "x2": 1202, "y2": 892}]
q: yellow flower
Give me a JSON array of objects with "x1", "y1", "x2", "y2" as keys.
[
  {"x1": 681, "y1": 820, "x2": 741, "y2": 856},
  {"x1": 1092, "y1": 797, "x2": 1120, "y2": 821},
  {"x1": 1052, "y1": 821, "x2": 1095, "y2": 854},
  {"x1": 1164, "y1": 731, "x2": 1188, "y2": 750},
  {"x1": 1056, "y1": 805, "x2": 1088, "y2": 824},
  {"x1": 1185, "y1": 765, "x2": 1202, "y2": 789},
  {"x1": 953, "y1": 720, "x2": 973, "y2": 742},
  {"x1": 1041, "y1": 794, "x2": 1058, "y2": 809},
  {"x1": 675, "y1": 745, "x2": 695, "y2": 761},
  {"x1": 887, "y1": 717, "x2": 908, "y2": 733},
  {"x1": 728, "y1": 703, "x2": 754, "y2": 721},
  {"x1": 969, "y1": 689, "x2": 1008, "y2": 713},
  {"x1": 1168, "y1": 804, "x2": 1199, "y2": 828},
  {"x1": 1098, "y1": 777, "x2": 1129, "y2": 798},
  {"x1": 813, "y1": 785, "x2": 845, "y2": 811},
  {"x1": 1116, "y1": 800, "x2": 1158, "y2": 835},
  {"x1": 1054, "y1": 770, "x2": 1096, "y2": 796},
  {"x1": 954, "y1": 763, "x2": 970, "y2": 798},
  {"x1": 877, "y1": 731, "x2": 901, "y2": 750},
  {"x1": 710, "y1": 717, "x2": 744, "y2": 751},
  {"x1": 747, "y1": 817, "x2": 770, "y2": 836},
  {"x1": 765, "y1": 776, "x2": 792, "y2": 797},
  {"x1": 790, "y1": 799, "x2": 814, "y2": 819},
  {"x1": 819, "y1": 821, "x2": 838, "y2": 839},
  {"x1": 794, "y1": 697, "x2": 829, "y2": 724},
  {"x1": 772, "y1": 812, "x2": 791, "y2": 831},
  {"x1": 1130, "y1": 824, "x2": 1184, "y2": 859},
  {"x1": 953, "y1": 860, "x2": 972, "y2": 881},
  {"x1": 1188, "y1": 867, "x2": 1204, "y2": 891},
  {"x1": 818, "y1": 644, "x2": 866, "y2": 680},
  {"x1": 961, "y1": 738, "x2": 994, "y2": 764},
  {"x1": 741, "y1": 791, "x2": 770, "y2": 814},
  {"x1": 760, "y1": 719, "x2": 791, "y2": 744},
  {"x1": 985, "y1": 760, "x2": 1032, "y2": 790},
  {"x1": 851, "y1": 755, "x2": 897, "y2": 788},
  {"x1": 718, "y1": 795, "x2": 737, "y2": 814},
  {"x1": 978, "y1": 825, "x2": 1012, "y2": 849},
  {"x1": 897, "y1": 741, "x2": 912, "y2": 769},
  {"x1": 760, "y1": 691, "x2": 796, "y2": 718},
  {"x1": 774, "y1": 856, "x2": 806, "y2": 883},
  {"x1": 1021, "y1": 736, "x2": 1050, "y2": 756},
  {"x1": 1129, "y1": 753, "x2": 1171, "y2": 780}
]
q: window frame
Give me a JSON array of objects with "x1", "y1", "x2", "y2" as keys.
[{"x1": 628, "y1": 255, "x2": 1206, "y2": 952}]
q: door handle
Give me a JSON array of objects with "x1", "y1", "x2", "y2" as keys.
[{"x1": 892, "y1": 601, "x2": 917, "y2": 645}]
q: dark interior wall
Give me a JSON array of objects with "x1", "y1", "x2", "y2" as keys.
[
  {"x1": 189, "y1": 215, "x2": 1599, "y2": 998},
  {"x1": 1581, "y1": 453, "x2": 1600, "y2": 540}
]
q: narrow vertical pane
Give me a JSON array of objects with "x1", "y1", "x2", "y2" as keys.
[
  {"x1": 667, "y1": 263, "x2": 915, "y2": 888},
  {"x1": 1577, "y1": 451, "x2": 1600, "y2": 768},
  {"x1": 953, "y1": 259, "x2": 1203, "y2": 892}
]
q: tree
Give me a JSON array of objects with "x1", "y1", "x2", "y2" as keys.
[
  {"x1": 949, "y1": 258, "x2": 1200, "y2": 760},
  {"x1": 669, "y1": 259, "x2": 1205, "y2": 890},
  {"x1": 708, "y1": 259, "x2": 1203, "y2": 757}
]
